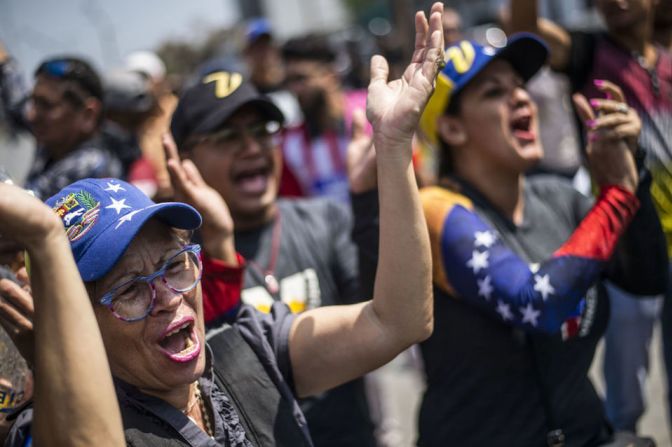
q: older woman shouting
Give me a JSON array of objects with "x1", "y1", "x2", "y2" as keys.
[{"x1": 0, "y1": 3, "x2": 445, "y2": 446}]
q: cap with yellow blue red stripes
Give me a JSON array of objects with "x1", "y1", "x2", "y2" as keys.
[{"x1": 419, "y1": 33, "x2": 548, "y2": 145}]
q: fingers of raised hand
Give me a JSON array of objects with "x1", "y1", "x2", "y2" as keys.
[
  {"x1": 589, "y1": 98, "x2": 633, "y2": 116},
  {"x1": 587, "y1": 111, "x2": 637, "y2": 131},
  {"x1": 412, "y1": 11, "x2": 430, "y2": 64},
  {"x1": 182, "y1": 159, "x2": 208, "y2": 188},
  {"x1": 593, "y1": 79, "x2": 626, "y2": 103},
  {"x1": 0, "y1": 279, "x2": 34, "y2": 316},
  {"x1": 427, "y1": 2, "x2": 445, "y2": 50},
  {"x1": 162, "y1": 133, "x2": 181, "y2": 163},
  {"x1": 0, "y1": 282, "x2": 34, "y2": 342},
  {"x1": 14, "y1": 267, "x2": 31, "y2": 293},
  {"x1": 572, "y1": 93, "x2": 595, "y2": 123},
  {"x1": 369, "y1": 54, "x2": 390, "y2": 87},
  {"x1": 590, "y1": 123, "x2": 642, "y2": 143}
]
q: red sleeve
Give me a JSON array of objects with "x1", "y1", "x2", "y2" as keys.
[
  {"x1": 201, "y1": 253, "x2": 245, "y2": 324},
  {"x1": 554, "y1": 185, "x2": 639, "y2": 260}
]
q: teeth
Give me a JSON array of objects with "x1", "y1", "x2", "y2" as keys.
[
  {"x1": 165, "y1": 321, "x2": 190, "y2": 338},
  {"x1": 179, "y1": 334, "x2": 196, "y2": 354}
]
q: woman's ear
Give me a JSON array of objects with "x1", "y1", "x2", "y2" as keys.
[{"x1": 437, "y1": 115, "x2": 467, "y2": 147}]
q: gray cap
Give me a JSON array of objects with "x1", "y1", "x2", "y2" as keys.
[{"x1": 104, "y1": 69, "x2": 155, "y2": 113}]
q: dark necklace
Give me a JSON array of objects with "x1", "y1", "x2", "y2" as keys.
[
  {"x1": 246, "y1": 215, "x2": 282, "y2": 295},
  {"x1": 632, "y1": 48, "x2": 661, "y2": 97}
]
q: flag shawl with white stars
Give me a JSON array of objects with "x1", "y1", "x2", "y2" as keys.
[{"x1": 421, "y1": 184, "x2": 639, "y2": 336}]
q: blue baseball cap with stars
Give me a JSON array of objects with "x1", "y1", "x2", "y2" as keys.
[{"x1": 46, "y1": 178, "x2": 202, "y2": 282}]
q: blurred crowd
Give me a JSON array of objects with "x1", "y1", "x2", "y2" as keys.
[{"x1": 1, "y1": 0, "x2": 672, "y2": 446}]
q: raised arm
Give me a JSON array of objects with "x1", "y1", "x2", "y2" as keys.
[
  {"x1": 429, "y1": 81, "x2": 643, "y2": 334},
  {"x1": 0, "y1": 184, "x2": 124, "y2": 447},
  {"x1": 429, "y1": 184, "x2": 638, "y2": 334},
  {"x1": 288, "y1": 3, "x2": 440, "y2": 398},
  {"x1": 508, "y1": 0, "x2": 572, "y2": 71},
  {"x1": 577, "y1": 80, "x2": 668, "y2": 294}
]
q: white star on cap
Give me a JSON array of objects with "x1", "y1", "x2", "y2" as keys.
[
  {"x1": 534, "y1": 274, "x2": 555, "y2": 301},
  {"x1": 466, "y1": 250, "x2": 489, "y2": 274},
  {"x1": 115, "y1": 209, "x2": 143, "y2": 230},
  {"x1": 496, "y1": 300, "x2": 514, "y2": 321},
  {"x1": 106, "y1": 197, "x2": 131, "y2": 215},
  {"x1": 474, "y1": 230, "x2": 496, "y2": 248},
  {"x1": 520, "y1": 303, "x2": 541, "y2": 327},
  {"x1": 477, "y1": 275, "x2": 493, "y2": 300},
  {"x1": 104, "y1": 182, "x2": 125, "y2": 193}
]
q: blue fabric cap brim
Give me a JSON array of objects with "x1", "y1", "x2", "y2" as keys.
[{"x1": 77, "y1": 202, "x2": 202, "y2": 282}]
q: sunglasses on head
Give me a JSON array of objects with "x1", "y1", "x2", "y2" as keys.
[{"x1": 38, "y1": 59, "x2": 101, "y2": 100}]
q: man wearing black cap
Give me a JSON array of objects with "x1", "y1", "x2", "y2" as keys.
[
  {"x1": 170, "y1": 70, "x2": 376, "y2": 446},
  {"x1": 22, "y1": 56, "x2": 122, "y2": 199}
]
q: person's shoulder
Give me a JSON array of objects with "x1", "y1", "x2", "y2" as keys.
[
  {"x1": 233, "y1": 302, "x2": 294, "y2": 330},
  {"x1": 420, "y1": 185, "x2": 473, "y2": 217},
  {"x1": 67, "y1": 137, "x2": 119, "y2": 164},
  {"x1": 420, "y1": 185, "x2": 475, "y2": 239},
  {"x1": 3, "y1": 403, "x2": 33, "y2": 447},
  {"x1": 420, "y1": 185, "x2": 472, "y2": 206}
]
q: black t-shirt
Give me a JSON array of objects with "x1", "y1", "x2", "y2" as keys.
[
  {"x1": 418, "y1": 177, "x2": 610, "y2": 447},
  {"x1": 233, "y1": 198, "x2": 375, "y2": 447},
  {"x1": 353, "y1": 174, "x2": 665, "y2": 447}
]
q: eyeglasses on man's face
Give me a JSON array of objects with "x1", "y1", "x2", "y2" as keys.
[
  {"x1": 193, "y1": 120, "x2": 281, "y2": 152},
  {"x1": 99, "y1": 244, "x2": 202, "y2": 322}
]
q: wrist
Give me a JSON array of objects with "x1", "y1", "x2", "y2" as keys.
[
  {"x1": 201, "y1": 232, "x2": 238, "y2": 265},
  {"x1": 373, "y1": 133, "x2": 413, "y2": 151},
  {"x1": 24, "y1": 218, "x2": 66, "y2": 255}
]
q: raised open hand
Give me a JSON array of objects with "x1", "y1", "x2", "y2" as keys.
[
  {"x1": 0, "y1": 183, "x2": 62, "y2": 252},
  {"x1": 163, "y1": 133, "x2": 238, "y2": 263},
  {"x1": 367, "y1": 2, "x2": 444, "y2": 152},
  {"x1": 573, "y1": 80, "x2": 639, "y2": 193}
]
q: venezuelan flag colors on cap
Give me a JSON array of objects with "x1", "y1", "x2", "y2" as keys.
[{"x1": 419, "y1": 33, "x2": 548, "y2": 145}]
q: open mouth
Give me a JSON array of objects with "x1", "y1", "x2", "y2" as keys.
[
  {"x1": 510, "y1": 114, "x2": 536, "y2": 144},
  {"x1": 158, "y1": 317, "x2": 200, "y2": 363},
  {"x1": 233, "y1": 166, "x2": 271, "y2": 195}
]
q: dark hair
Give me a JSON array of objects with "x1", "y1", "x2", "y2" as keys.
[
  {"x1": 437, "y1": 90, "x2": 463, "y2": 177},
  {"x1": 35, "y1": 56, "x2": 104, "y2": 103},
  {"x1": 282, "y1": 34, "x2": 336, "y2": 63}
]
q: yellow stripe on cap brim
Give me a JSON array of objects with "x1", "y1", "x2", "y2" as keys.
[{"x1": 419, "y1": 72, "x2": 454, "y2": 146}]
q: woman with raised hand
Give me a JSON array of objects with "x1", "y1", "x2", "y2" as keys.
[
  {"x1": 3, "y1": 3, "x2": 443, "y2": 445},
  {"x1": 351, "y1": 34, "x2": 666, "y2": 446},
  {"x1": 0, "y1": 182, "x2": 124, "y2": 447},
  {"x1": 414, "y1": 37, "x2": 666, "y2": 447}
]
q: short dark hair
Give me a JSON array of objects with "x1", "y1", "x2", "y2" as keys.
[
  {"x1": 282, "y1": 34, "x2": 336, "y2": 63},
  {"x1": 35, "y1": 56, "x2": 104, "y2": 103},
  {"x1": 437, "y1": 90, "x2": 463, "y2": 178}
]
